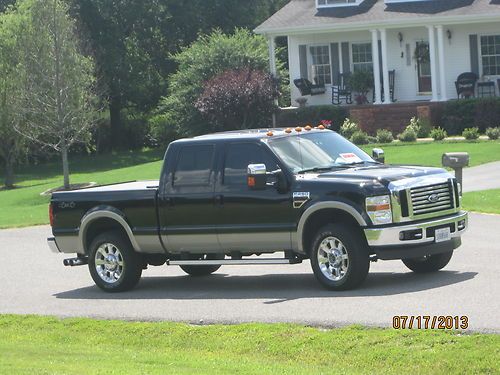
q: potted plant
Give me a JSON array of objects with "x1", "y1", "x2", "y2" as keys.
[{"x1": 348, "y1": 70, "x2": 374, "y2": 105}]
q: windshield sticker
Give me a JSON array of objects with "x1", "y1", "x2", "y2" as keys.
[{"x1": 339, "y1": 153, "x2": 363, "y2": 164}]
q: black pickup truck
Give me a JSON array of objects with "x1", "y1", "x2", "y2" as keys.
[{"x1": 48, "y1": 127, "x2": 468, "y2": 292}]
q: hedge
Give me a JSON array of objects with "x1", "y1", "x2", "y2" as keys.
[
  {"x1": 441, "y1": 98, "x2": 500, "y2": 135},
  {"x1": 277, "y1": 105, "x2": 348, "y2": 131}
]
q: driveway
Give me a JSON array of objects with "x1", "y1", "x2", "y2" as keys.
[
  {"x1": 462, "y1": 161, "x2": 500, "y2": 192},
  {"x1": 0, "y1": 212, "x2": 498, "y2": 332}
]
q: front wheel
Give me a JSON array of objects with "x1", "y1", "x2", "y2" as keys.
[
  {"x1": 180, "y1": 253, "x2": 224, "y2": 276},
  {"x1": 402, "y1": 251, "x2": 453, "y2": 273},
  {"x1": 88, "y1": 231, "x2": 143, "y2": 292},
  {"x1": 310, "y1": 224, "x2": 370, "y2": 291}
]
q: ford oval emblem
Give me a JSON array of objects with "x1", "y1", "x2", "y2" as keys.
[{"x1": 427, "y1": 194, "x2": 439, "y2": 203}]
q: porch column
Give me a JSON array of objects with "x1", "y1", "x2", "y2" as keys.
[
  {"x1": 427, "y1": 26, "x2": 439, "y2": 102},
  {"x1": 380, "y1": 29, "x2": 391, "y2": 104},
  {"x1": 436, "y1": 25, "x2": 448, "y2": 101},
  {"x1": 268, "y1": 35, "x2": 278, "y2": 127},
  {"x1": 371, "y1": 29, "x2": 382, "y2": 104}
]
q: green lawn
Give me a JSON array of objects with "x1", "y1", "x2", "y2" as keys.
[
  {"x1": 462, "y1": 189, "x2": 500, "y2": 215},
  {"x1": 0, "y1": 315, "x2": 498, "y2": 374},
  {"x1": 0, "y1": 141, "x2": 499, "y2": 229}
]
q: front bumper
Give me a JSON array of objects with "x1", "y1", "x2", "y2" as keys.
[
  {"x1": 364, "y1": 211, "x2": 468, "y2": 248},
  {"x1": 47, "y1": 237, "x2": 61, "y2": 253}
]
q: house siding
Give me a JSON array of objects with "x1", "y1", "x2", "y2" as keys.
[{"x1": 287, "y1": 21, "x2": 500, "y2": 106}]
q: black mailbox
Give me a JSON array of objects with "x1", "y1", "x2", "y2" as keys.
[{"x1": 442, "y1": 152, "x2": 469, "y2": 195}]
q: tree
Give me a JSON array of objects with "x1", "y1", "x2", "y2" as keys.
[
  {"x1": 15, "y1": 0, "x2": 99, "y2": 190},
  {"x1": 151, "y1": 29, "x2": 286, "y2": 141},
  {"x1": 195, "y1": 68, "x2": 279, "y2": 131},
  {"x1": 0, "y1": 3, "x2": 27, "y2": 188}
]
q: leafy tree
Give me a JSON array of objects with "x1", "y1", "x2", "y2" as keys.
[
  {"x1": 15, "y1": 0, "x2": 100, "y2": 190},
  {"x1": 195, "y1": 68, "x2": 279, "y2": 131},
  {"x1": 151, "y1": 29, "x2": 286, "y2": 141},
  {"x1": 0, "y1": 4, "x2": 26, "y2": 188},
  {"x1": 70, "y1": 0, "x2": 289, "y2": 149}
]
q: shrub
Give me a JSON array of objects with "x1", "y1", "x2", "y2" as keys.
[
  {"x1": 376, "y1": 129, "x2": 394, "y2": 144},
  {"x1": 351, "y1": 130, "x2": 369, "y2": 145},
  {"x1": 442, "y1": 98, "x2": 500, "y2": 135},
  {"x1": 154, "y1": 29, "x2": 287, "y2": 137},
  {"x1": 277, "y1": 105, "x2": 347, "y2": 131},
  {"x1": 340, "y1": 118, "x2": 360, "y2": 139},
  {"x1": 367, "y1": 135, "x2": 377, "y2": 144},
  {"x1": 195, "y1": 68, "x2": 279, "y2": 131},
  {"x1": 485, "y1": 127, "x2": 500, "y2": 140},
  {"x1": 405, "y1": 117, "x2": 431, "y2": 138},
  {"x1": 462, "y1": 127, "x2": 480, "y2": 140},
  {"x1": 429, "y1": 127, "x2": 447, "y2": 141},
  {"x1": 398, "y1": 128, "x2": 417, "y2": 142}
]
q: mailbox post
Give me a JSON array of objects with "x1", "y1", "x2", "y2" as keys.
[{"x1": 442, "y1": 152, "x2": 469, "y2": 195}]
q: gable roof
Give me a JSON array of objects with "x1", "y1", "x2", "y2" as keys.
[{"x1": 255, "y1": 0, "x2": 500, "y2": 35}]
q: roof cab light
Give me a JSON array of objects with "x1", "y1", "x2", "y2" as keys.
[{"x1": 366, "y1": 195, "x2": 393, "y2": 225}]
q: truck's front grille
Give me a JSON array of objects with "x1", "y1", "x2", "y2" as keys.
[{"x1": 410, "y1": 182, "x2": 454, "y2": 216}]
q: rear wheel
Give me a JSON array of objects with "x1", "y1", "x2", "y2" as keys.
[
  {"x1": 402, "y1": 251, "x2": 453, "y2": 273},
  {"x1": 88, "y1": 231, "x2": 143, "y2": 292},
  {"x1": 310, "y1": 224, "x2": 370, "y2": 291},
  {"x1": 180, "y1": 253, "x2": 224, "y2": 276}
]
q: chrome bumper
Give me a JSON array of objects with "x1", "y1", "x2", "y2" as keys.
[
  {"x1": 364, "y1": 211, "x2": 468, "y2": 247},
  {"x1": 47, "y1": 237, "x2": 61, "y2": 253}
]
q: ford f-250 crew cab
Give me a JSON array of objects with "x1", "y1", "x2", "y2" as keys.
[{"x1": 48, "y1": 127, "x2": 468, "y2": 292}]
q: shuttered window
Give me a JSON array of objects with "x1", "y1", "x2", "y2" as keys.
[
  {"x1": 309, "y1": 45, "x2": 332, "y2": 85},
  {"x1": 352, "y1": 43, "x2": 373, "y2": 72},
  {"x1": 481, "y1": 35, "x2": 500, "y2": 76}
]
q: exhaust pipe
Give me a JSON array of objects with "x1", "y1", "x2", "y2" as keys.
[{"x1": 63, "y1": 257, "x2": 88, "y2": 267}]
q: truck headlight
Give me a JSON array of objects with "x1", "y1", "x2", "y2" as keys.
[{"x1": 366, "y1": 195, "x2": 392, "y2": 225}]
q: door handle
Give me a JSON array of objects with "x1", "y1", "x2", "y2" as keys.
[
  {"x1": 214, "y1": 194, "x2": 224, "y2": 206},
  {"x1": 164, "y1": 197, "x2": 174, "y2": 207}
]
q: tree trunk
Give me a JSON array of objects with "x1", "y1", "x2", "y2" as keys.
[
  {"x1": 61, "y1": 146, "x2": 70, "y2": 190},
  {"x1": 4, "y1": 158, "x2": 15, "y2": 189},
  {"x1": 109, "y1": 95, "x2": 122, "y2": 150}
]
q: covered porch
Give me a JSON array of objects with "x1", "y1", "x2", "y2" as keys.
[{"x1": 266, "y1": 21, "x2": 500, "y2": 108}]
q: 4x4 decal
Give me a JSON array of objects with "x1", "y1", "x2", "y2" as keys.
[{"x1": 293, "y1": 192, "x2": 310, "y2": 209}]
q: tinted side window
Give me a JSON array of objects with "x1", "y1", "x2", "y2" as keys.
[
  {"x1": 224, "y1": 143, "x2": 277, "y2": 185},
  {"x1": 174, "y1": 145, "x2": 214, "y2": 186}
]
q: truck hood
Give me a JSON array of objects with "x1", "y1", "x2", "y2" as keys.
[{"x1": 304, "y1": 165, "x2": 450, "y2": 187}]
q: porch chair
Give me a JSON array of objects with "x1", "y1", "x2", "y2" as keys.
[
  {"x1": 372, "y1": 70, "x2": 396, "y2": 103},
  {"x1": 455, "y1": 72, "x2": 478, "y2": 99},
  {"x1": 293, "y1": 78, "x2": 326, "y2": 96},
  {"x1": 332, "y1": 73, "x2": 353, "y2": 105}
]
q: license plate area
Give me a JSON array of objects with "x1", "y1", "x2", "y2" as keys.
[{"x1": 434, "y1": 227, "x2": 451, "y2": 243}]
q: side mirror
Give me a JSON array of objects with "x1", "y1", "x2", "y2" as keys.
[
  {"x1": 247, "y1": 164, "x2": 267, "y2": 190},
  {"x1": 372, "y1": 148, "x2": 385, "y2": 164}
]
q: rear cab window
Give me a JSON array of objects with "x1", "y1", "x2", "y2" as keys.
[{"x1": 173, "y1": 144, "x2": 215, "y2": 187}]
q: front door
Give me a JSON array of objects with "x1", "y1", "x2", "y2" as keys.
[
  {"x1": 215, "y1": 142, "x2": 295, "y2": 252},
  {"x1": 416, "y1": 41, "x2": 432, "y2": 93},
  {"x1": 158, "y1": 143, "x2": 221, "y2": 253}
]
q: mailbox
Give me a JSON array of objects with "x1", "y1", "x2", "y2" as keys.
[
  {"x1": 372, "y1": 148, "x2": 385, "y2": 164},
  {"x1": 442, "y1": 152, "x2": 469, "y2": 169},
  {"x1": 442, "y1": 152, "x2": 469, "y2": 195}
]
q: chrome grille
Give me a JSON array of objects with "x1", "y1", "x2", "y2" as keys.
[{"x1": 410, "y1": 182, "x2": 454, "y2": 216}]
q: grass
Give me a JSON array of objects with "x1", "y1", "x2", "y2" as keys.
[
  {"x1": 0, "y1": 315, "x2": 498, "y2": 374},
  {"x1": 0, "y1": 141, "x2": 499, "y2": 229},
  {"x1": 462, "y1": 189, "x2": 500, "y2": 215}
]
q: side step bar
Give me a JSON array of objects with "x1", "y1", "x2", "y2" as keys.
[{"x1": 167, "y1": 258, "x2": 302, "y2": 266}]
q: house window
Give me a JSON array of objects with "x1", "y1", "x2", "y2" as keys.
[
  {"x1": 352, "y1": 43, "x2": 373, "y2": 72},
  {"x1": 309, "y1": 46, "x2": 331, "y2": 85},
  {"x1": 480, "y1": 35, "x2": 500, "y2": 76},
  {"x1": 317, "y1": 0, "x2": 361, "y2": 7}
]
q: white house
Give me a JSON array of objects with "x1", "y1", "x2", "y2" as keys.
[{"x1": 255, "y1": 0, "x2": 500, "y2": 107}]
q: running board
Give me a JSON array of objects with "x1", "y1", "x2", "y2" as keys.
[{"x1": 167, "y1": 258, "x2": 302, "y2": 266}]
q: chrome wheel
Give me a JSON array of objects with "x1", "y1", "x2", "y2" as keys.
[
  {"x1": 94, "y1": 243, "x2": 124, "y2": 284},
  {"x1": 317, "y1": 236, "x2": 349, "y2": 281}
]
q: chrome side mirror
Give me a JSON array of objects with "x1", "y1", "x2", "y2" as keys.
[
  {"x1": 372, "y1": 148, "x2": 385, "y2": 164},
  {"x1": 247, "y1": 164, "x2": 267, "y2": 190}
]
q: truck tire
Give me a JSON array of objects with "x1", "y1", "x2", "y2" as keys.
[
  {"x1": 402, "y1": 251, "x2": 453, "y2": 273},
  {"x1": 88, "y1": 231, "x2": 143, "y2": 292},
  {"x1": 180, "y1": 254, "x2": 224, "y2": 277},
  {"x1": 310, "y1": 224, "x2": 370, "y2": 291}
]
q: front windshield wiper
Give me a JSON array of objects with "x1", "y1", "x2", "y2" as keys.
[{"x1": 297, "y1": 166, "x2": 338, "y2": 174}]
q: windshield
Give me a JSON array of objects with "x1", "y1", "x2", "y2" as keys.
[{"x1": 267, "y1": 131, "x2": 374, "y2": 173}]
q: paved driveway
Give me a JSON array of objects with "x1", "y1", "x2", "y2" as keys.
[
  {"x1": 462, "y1": 161, "x2": 500, "y2": 192},
  {"x1": 0, "y1": 213, "x2": 498, "y2": 332}
]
